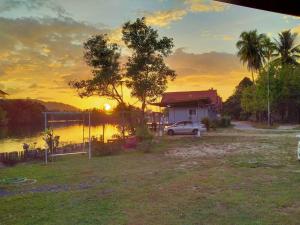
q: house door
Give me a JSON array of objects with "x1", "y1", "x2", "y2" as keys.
[{"x1": 188, "y1": 108, "x2": 197, "y2": 122}]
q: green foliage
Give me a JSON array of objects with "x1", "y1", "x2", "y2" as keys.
[
  {"x1": 43, "y1": 129, "x2": 60, "y2": 152},
  {"x1": 122, "y1": 17, "x2": 176, "y2": 117},
  {"x1": 236, "y1": 29, "x2": 300, "y2": 122},
  {"x1": 135, "y1": 125, "x2": 153, "y2": 141},
  {"x1": 203, "y1": 116, "x2": 231, "y2": 131},
  {"x1": 69, "y1": 34, "x2": 124, "y2": 103},
  {"x1": 135, "y1": 124, "x2": 154, "y2": 153},
  {"x1": 241, "y1": 64, "x2": 300, "y2": 122},
  {"x1": 223, "y1": 77, "x2": 253, "y2": 120},
  {"x1": 201, "y1": 117, "x2": 211, "y2": 131},
  {"x1": 273, "y1": 30, "x2": 300, "y2": 66},
  {"x1": 241, "y1": 86, "x2": 266, "y2": 114},
  {"x1": 114, "y1": 103, "x2": 142, "y2": 135},
  {"x1": 217, "y1": 116, "x2": 231, "y2": 128},
  {"x1": 236, "y1": 30, "x2": 267, "y2": 82}
]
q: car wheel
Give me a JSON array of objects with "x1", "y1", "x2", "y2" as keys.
[
  {"x1": 167, "y1": 130, "x2": 174, "y2": 136},
  {"x1": 192, "y1": 129, "x2": 198, "y2": 135}
]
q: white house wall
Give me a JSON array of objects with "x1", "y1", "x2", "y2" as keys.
[{"x1": 168, "y1": 107, "x2": 213, "y2": 124}]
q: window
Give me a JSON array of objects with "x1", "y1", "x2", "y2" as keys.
[{"x1": 188, "y1": 109, "x2": 196, "y2": 115}]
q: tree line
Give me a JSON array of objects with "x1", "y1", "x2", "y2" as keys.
[
  {"x1": 0, "y1": 99, "x2": 122, "y2": 127},
  {"x1": 224, "y1": 29, "x2": 300, "y2": 123}
]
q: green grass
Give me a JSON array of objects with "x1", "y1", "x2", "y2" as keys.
[
  {"x1": 251, "y1": 122, "x2": 279, "y2": 129},
  {"x1": 1, "y1": 130, "x2": 300, "y2": 225}
]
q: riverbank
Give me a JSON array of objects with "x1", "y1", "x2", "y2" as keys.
[{"x1": 1, "y1": 128, "x2": 300, "y2": 224}]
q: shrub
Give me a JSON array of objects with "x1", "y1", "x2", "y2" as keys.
[
  {"x1": 135, "y1": 125, "x2": 154, "y2": 152},
  {"x1": 92, "y1": 140, "x2": 122, "y2": 156},
  {"x1": 201, "y1": 117, "x2": 211, "y2": 131},
  {"x1": 218, "y1": 116, "x2": 231, "y2": 127},
  {"x1": 135, "y1": 125, "x2": 153, "y2": 141},
  {"x1": 201, "y1": 116, "x2": 231, "y2": 131}
]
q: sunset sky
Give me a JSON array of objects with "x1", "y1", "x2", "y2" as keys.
[{"x1": 0, "y1": 0, "x2": 299, "y2": 109}]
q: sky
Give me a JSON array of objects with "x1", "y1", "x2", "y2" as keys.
[{"x1": 0, "y1": 0, "x2": 299, "y2": 109}]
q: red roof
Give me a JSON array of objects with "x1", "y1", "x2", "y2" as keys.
[{"x1": 160, "y1": 89, "x2": 222, "y2": 110}]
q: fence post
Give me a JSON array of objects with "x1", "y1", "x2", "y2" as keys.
[
  {"x1": 44, "y1": 112, "x2": 48, "y2": 164},
  {"x1": 88, "y1": 112, "x2": 91, "y2": 160}
]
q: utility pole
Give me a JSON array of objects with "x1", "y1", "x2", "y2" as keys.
[{"x1": 267, "y1": 69, "x2": 271, "y2": 126}]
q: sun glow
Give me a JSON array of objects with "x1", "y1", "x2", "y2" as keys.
[{"x1": 104, "y1": 103, "x2": 111, "y2": 111}]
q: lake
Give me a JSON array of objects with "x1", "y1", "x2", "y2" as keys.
[{"x1": 0, "y1": 123, "x2": 120, "y2": 153}]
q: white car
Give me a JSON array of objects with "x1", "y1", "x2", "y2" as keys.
[{"x1": 164, "y1": 121, "x2": 206, "y2": 135}]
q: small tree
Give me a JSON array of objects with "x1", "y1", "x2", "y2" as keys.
[
  {"x1": 43, "y1": 129, "x2": 60, "y2": 152},
  {"x1": 122, "y1": 17, "x2": 176, "y2": 120}
]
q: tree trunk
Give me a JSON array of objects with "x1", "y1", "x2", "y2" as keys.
[
  {"x1": 141, "y1": 100, "x2": 146, "y2": 124},
  {"x1": 251, "y1": 71, "x2": 255, "y2": 84}
]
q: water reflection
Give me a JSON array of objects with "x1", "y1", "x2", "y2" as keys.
[{"x1": 0, "y1": 122, "x2": 119, "y2": 153}]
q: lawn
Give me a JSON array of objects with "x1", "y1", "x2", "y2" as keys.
[{"x1": 1, "y1": 128, "x2": 300, "y2": 225}]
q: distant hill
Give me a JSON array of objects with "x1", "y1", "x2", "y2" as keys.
[{"x1": 32, "y1": 100, "x2": 80, "y2": 112}]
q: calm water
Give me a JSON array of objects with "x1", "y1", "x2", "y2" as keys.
[{"x1": 0, "y1": 123, "x2": 120, "y2": 153}]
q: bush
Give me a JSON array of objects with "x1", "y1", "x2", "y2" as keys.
[
  {"x1": 135, "y1": 125, "x2": 153, "y2": 141},
  {"x1": 135, "y1": 125, "x2": 154, "y2": 152},
  {"x1": 92, "y1": 140, "x2": 122, "y2": 156},
  {"x1": 201, "y1": 117, "x2": 211, "y2": 131},
  {"x1": 202, "y1": 116, "x2": 231, "y2": 131},
  {"x1": 218, "y1": 116, "x2": 231, "y2": 127}
]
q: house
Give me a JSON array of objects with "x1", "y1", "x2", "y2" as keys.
[
  {"x1": 154, "y1": 89, "x2": 222, "y2": 124},
  {"x1": 0, "y1": 90, "x2": 8, "y2": 99}
]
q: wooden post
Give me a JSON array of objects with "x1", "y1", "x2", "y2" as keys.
[
  {"x1": 44, "y1": 112, "x2": 48, "y2": 164},
  {"x1": 82, "y1": 114, "x2": 85, "y2": 152},
  {"x1": 88, "y1": 112, "x2": 91, "y2": 160},
  {"x1": 102, "y1": 124, "x2": 105, "y2": 143}
]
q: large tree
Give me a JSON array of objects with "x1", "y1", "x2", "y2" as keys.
[
  {"x1": 223, "y1": 77, "x2": 253, "y2": 120},
  {"x1": 236, "y1": 30, "x2": 267, "y2": 82},
  {"x1": 274, "y1": 30, "x2": 300, "y2": 66},
  {"x1": 70, "y1": 34, "x2": 124, "y2": 104},
  {"x1": 122, "y1": 17, "x2": 176, "y2": 118}
]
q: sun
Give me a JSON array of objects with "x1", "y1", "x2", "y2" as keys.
[{"x1": 104, "y1": 103, "x2": 111, "y2": 111}]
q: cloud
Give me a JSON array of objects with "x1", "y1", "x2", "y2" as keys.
[
  {"x1": 222, "y1": 34, "x2": 234, "y2": 41},
  {"x1": 199, "y1": 30, "x2": 235, "y2": 41},
  {"x1": 292, "y1": 25, "x2": 300, "y2": 34},
  {"x1": 184, "y1": 0, "x2": 228, "y2": 12},
  {"x1": 0, "y1": 0, "x2": 69, "y2": 16},
  {"x1": 167, "y1": 48, "x2": 244, "y2": 75},
  {"x1": 0, "y1": 16, "x2": 114, "y2": 107},
  {"x1": 145, "y1": 9, "x2": 187, "y2": 27},
  {"x1": 166, "y1": 48, "x2": 247, "y2": 99},
  {"x1": 144, "y1": 0, "x2": 229, "y2": 27}
]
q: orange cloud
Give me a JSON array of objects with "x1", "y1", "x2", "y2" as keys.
[
  {"x1": 145, "y1": 9, "x2": 187, "y2": 27},
  {"x1": 184, "y1": 0, "x2": 228, "y2": 12},
  {"x1": 143, "y1": 0, "x2": 229, "y2": 27},
  {"x1": 166, "y1": 48, "x2": 248, "y2": 100}
]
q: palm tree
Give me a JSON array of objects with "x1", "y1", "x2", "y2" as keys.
[
  {"x1": 262, "y1": 36, "x2": 276, "y2": 63},
  {"x1": 236, "y1": 30, "x2": 267, "y2": 82},
  {"x1": 274, "y1": 30, "x2": 300, "y2": 65}
]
